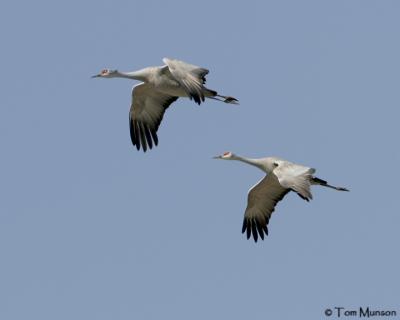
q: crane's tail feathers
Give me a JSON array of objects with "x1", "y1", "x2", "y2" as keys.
[{"x1": 312, "y1": 177, "x2": 349, "y2": 192}]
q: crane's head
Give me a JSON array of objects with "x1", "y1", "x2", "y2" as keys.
[
  {"x1": 91, "y1": 69, "x2": 118, "y2": 78},
  {"x1": 213, "y1": 151, "x2": 235, "y2": 160}
]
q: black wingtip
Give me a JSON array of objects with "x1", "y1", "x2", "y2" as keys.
[
  {"x1": 256, "y1": 221, "x2": 264, "y2": 241},
  {"x1": 246, "y1": 223, "x2": 251, "y2": 239},
  {"x1": 252, "y1": 222, "x2": 258, "y2": 242},
  {"x1": 150, "y1": 128, "x2": 158, "y2": 146},
  {"x1": 242, "y1": 218, "x2": 269, "y2": 242},
  {"x1": 143, "y1": 125, "x2": 153, "y2": 150},
  {"x1": 129, "y1": 120, "x2": 160, "y2": 152}
]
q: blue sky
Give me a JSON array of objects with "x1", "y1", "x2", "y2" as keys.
[{"x1": 1, "y1": 1, "x2": 399, "y2": 319}]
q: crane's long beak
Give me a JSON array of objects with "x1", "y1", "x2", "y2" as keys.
[
  {"x1": 212, "y1": 155, "x2": 222, "y2": 159},
  {"x1": 91, "y1": 74, "x2": 101, "y2": 78}
]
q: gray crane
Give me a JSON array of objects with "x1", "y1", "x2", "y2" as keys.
[
  {"x1": 213, "y1": 152, "x2": 349, "y2": 242},
  {"x1": 92, "y1": 58, "x2": 238, "y2": 152}
]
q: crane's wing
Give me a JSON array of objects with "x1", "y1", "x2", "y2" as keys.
[
  {"x1": 162, "y1": 58, "x2": 209, "y2": 105},
  {"x1": 243, "y1": 173, "x2": 290, "y2": 242},
  {"x1": 129, "y1": 83, "x2": 178, "y2": 152},
  {"x1": 272, "y1": 160, "x2": 315, "y2": 201}
]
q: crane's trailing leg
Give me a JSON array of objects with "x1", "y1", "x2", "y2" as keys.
[
  {"x1": 217, "y1": 95, "x2": 239, "y2": 104},
  {"x1": 312, "y1": 177, "x2": 349, "y2": 192},
  {"x1": 206, "y1": 91, "x2": 239, "y2": 104}
]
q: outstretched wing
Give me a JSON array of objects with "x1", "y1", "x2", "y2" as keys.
[
  {"x1": 243, "y1": 173, "x2": 290, "y2": 242},
  {"x1": 163, "y1": 57, "x2": 209, "y2": 105},
  {"x1": 129, "y1": 83, "x2": 178, "y2": 152},
  {"x1": 273, "y1": 160, "x2": 315, "y2": 201}
]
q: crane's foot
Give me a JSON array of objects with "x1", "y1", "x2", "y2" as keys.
[{"x1": 223, "y1": 96, "x2": 239, "y2": 104}]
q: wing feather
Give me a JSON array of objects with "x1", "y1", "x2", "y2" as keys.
[
  {"x1": 243, "y1": 173, "x2": 290, "y2": 242},
  {"x1": 129, "y1": 83, "x2": 178, "y2": 152},
  {"x1": 273, "y1": 160, "x2": 315, "y2": 201},
  {"x1": 163, "y1": 58, "x2": 209, "y2": 105}
]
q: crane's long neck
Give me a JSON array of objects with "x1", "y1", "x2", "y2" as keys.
[
  {"x1": 232, "y1": 155, "x2": 267, "y2": 173},
  {"x1": 114, "y1": 69, "x2": 149, "y2": 82}
]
